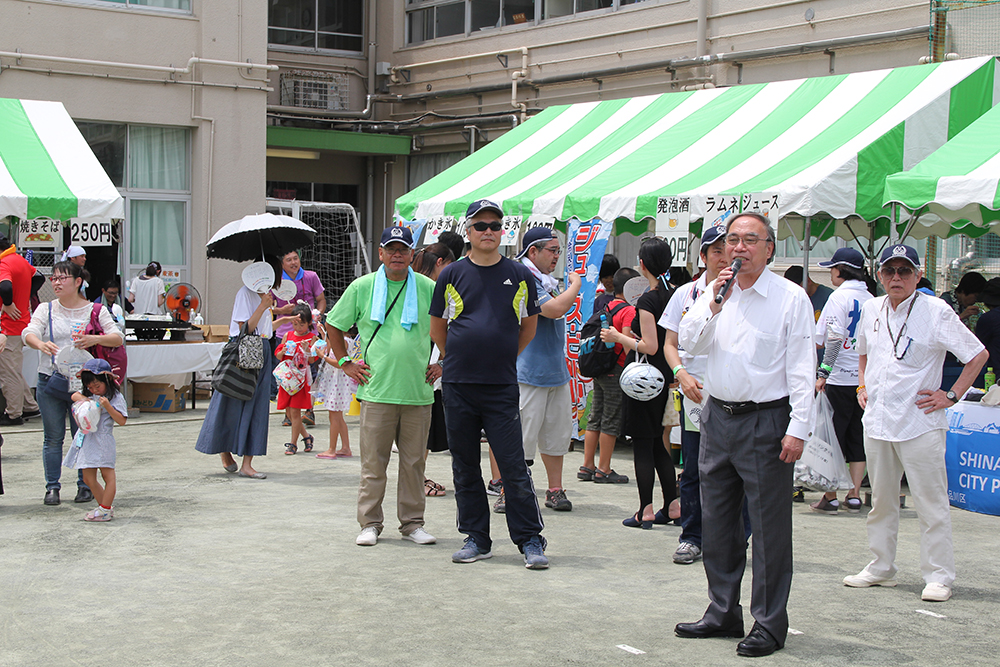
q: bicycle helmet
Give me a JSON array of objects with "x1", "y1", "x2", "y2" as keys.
[{"x1": 619, "y1": 358, "x2": 665, "y2": 401}]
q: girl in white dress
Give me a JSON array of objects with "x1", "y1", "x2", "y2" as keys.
[{"x1": 314, "y1": 334, "x2": 358, "y2": 459}]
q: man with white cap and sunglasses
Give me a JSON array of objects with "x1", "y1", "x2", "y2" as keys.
[{"x1": 846, "y1": 244, "x2": 987, "y2": 602}]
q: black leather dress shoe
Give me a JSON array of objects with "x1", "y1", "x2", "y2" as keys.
[
  {"x1": 74, "y1": 487, "x2": 94, "y2": 503},
  {"x1": 675, "y1": 619, "x2": 745, "y2": 639},
  {"x1": 736, "y1": 623, "x2": 781, "y2": 657},
  {"x1": 44, "y1": 489, "x2": 60, "y2": 505}
]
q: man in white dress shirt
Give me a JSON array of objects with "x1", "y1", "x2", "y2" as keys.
[
  {"x1": 675, "y1": 213, "x2": 815, "y2": 658},
  {"x1": 846, "y1": 244, "x2": 986, "y2": 602}
]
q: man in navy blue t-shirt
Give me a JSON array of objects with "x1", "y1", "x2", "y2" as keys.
[{"x1": 430, "y1": 199, "x2": 550, "y2": 570}]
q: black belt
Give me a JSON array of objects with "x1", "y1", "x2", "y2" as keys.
[{"x1": 711, "y1": 396, "x2": 789, "y2": 416}]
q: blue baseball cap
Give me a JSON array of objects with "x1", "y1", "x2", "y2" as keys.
[
  {"x1": 466, "y1": 199, "x2": 504, "y2": 219},
  {"x1": 878, "y1": 244, "x2": 920, "y2": 268},
  {"x1": 516, "y1": 226, "x2": 558, "y2": 259},
  {"x1": 380, "y1": 226, "x2": 415, "y2": 249},
  {"x1": 77, "y1": 358, "x2": 114, "y2": 378},
  {"x1": 700, "y1": 225, "x2": 725, "y2": 249},
  {"x1": 818, "y1": 247, "x2": 865, "y2": 269}
]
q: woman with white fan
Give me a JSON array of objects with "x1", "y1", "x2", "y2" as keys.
[{"x1": 194, "y1": 255, "x2": 282, "y2": 479}]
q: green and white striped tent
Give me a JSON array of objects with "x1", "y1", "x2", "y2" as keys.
[
  {"x1": 395, "y1": 56, "x2": 1000, "y2": 241},
  {"x1": 0, "y1": 98, "x2": 124, "y2": 223},
  {"x1": 884, "y1": 99, "x2": 1000, "y2": 239}
]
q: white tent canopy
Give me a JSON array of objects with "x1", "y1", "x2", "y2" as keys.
[{"x1": 0, "y1": 98, "x2": 124, "y2": 223}]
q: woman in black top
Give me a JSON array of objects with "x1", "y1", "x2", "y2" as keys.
[{"x1": 602, "y1": 237, "x2": 676, "y2": 529}]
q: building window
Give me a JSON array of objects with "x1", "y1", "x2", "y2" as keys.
[
  {"x1": 75, "y1": 121, "x2": 192, "y2": 282},
  {"x1": 269, "y1": 1, "x2": 364, "y2": 53},
  {"x1": 406, "y1": 0, "x2": 650, "y2": 43},
  {"x1": 57, "y1": 0, "x2": 192, "y2": 11}
]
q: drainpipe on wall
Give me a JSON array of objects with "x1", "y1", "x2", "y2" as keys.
[
  {"x1": 367, "y1": 156, "x2": 375, "y2": 267},
  {"x1": 697, "y1": 0, "x2": 709, "y2": 81}
]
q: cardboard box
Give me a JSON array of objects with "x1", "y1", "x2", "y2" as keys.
[
  {"x1": 130, "y1": 382, "x2": 189, "y2": 413},
  {"x1": 197, "y1": 325, "x2": 230, "y2": 343}
]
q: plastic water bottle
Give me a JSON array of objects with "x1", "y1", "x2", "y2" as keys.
[
  {"x1": 600, "y1": 313, "x2": 614, "y2": 348},
  {"x1": 986, "y1": 367, "x2": 995, "y2": 390}
]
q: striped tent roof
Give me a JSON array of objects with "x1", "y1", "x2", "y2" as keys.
[
  {"x1": 884, "y1": 99, "x2": 1000, "y2": 238},
  {"x1": 396, "y1": 56, "x2": 999, "y2": 238},
  {"x1": 0, "y1": 98, "x2": 124, "y2": 223}
]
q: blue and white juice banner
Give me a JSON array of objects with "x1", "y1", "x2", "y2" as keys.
[{"x1": 564, "y1": 218, "x2": 614, "y2": 433}]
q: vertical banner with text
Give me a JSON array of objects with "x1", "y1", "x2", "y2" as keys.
[{"x1": 564, "y1": 218, "x2": 614, "y2": 433}]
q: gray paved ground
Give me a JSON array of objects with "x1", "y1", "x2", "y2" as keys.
[{"x1": 2, "y1": 408, "x2": 999, "y2": 667}]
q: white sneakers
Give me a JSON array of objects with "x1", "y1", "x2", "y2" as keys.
[
  {"x1": 921, "y1": 582, "x2": 952, "y2": 602},
  {"x1": 843, "y1": 570, "x2": 897, "y2": 588},
  {"x1": 402, "y1": 527, "x2": 437, "y2": 544},
  {"x1": 356, "y1": 527, "x2": 379, "y2": 546},
  {"x1": 845, "y1": 570, "x2": 953, "y2": 601},
  {"x1": 358, "y1": 526, "x2": 437, "y2": 546}
]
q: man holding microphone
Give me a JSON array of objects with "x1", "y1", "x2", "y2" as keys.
[{"x1": 676, "y1": 213, "x2": 815, "y2": 657}]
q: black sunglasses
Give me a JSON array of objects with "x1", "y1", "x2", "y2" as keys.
[{"x1": 470, "y1": 221, "x2": 503, "y2": 232}]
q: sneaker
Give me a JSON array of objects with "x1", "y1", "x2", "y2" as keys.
[
  {"x1": 356, "y1": 526, "x2": 379, "y2": 546},
  {"x1": 452, "y1": 537, "x2": 492, "y2": 563},
  {"x1": 0, "y1": 414, "x2": 23, "y2": 426},
  {"x1": 844, "y1": 496, "x2": 863, "y2": 513},
  {"x1": 810, "y1": 497, "x2": 839, "y2": 514},
  {"x1": 593, "y1": 468, "x2": 629, "y2": 484},
  {"x1": 85, "y1": 506, "x2": 113, "y2": 522},
  {"x1": 402, "y1": 527, "x2": 437, "y2": 545},
  {"x1": 673, "y1": 541, "x2": 703, "y2": 564},
  {"x1": 921, "y1": 582, "x2": 952, "y2": 602},
  {"x1": 303, "y1": 409, "x2": 316, "y2": 426},
  {"x1": 545, "y1": 488, "x2": 573, "y2": 511},
  {"x1": 493, "y1": 492, "x2": 506, "y2": 514},
  {"x1": 281, "y1": 415, "x2": 291, "y2": 427},
  {"x1": 843, "y1": 570, "x2": 897, "y2": 588},
  {"x1": 523, "y1": 536, "x2": 549, "y2": 570},
  {"x1": 577, "y1": 466, "x2": 595, "y2": 481},
  {"x1": 22, "y1": 409, "x2": 41, "y2": 421},
  {"x1": 487, "y1": 478, "x2": 503, "y2": 496},
  {"x1": 792, "y1": 486, "x2": 805, "y2": 503}
]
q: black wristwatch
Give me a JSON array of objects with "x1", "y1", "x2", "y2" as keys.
[{"x1": 946, "y1": 390, "x2": 959, "y2": 404}]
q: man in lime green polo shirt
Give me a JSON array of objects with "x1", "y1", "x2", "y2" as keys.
[{"x1": 327, "y1": 226, "x2": 441, "y2": 548}]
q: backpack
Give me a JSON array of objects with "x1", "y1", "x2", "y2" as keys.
[{"x1": 577, "y1": 301, "x2": 629, "y2": 378}]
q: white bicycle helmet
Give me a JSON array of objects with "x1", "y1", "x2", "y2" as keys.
[{"x1": 619, "y1": 358, "x2": 665, "y2": 401}]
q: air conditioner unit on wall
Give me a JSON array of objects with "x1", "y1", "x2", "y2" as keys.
[{"x1": 279, "y1": 70, "x2": 350, "y2": 111}]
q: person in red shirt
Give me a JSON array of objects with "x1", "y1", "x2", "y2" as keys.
[
  {"x1": 0, "y1": 233, "x2": 44, "y2": 426},
  {"x1": 579, "y1": 267, "x2": 640, "y2": 484}
]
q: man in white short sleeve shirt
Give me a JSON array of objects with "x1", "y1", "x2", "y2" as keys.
[{"x1": 847, "y1": 244, "x2": 987, "y2": 603}]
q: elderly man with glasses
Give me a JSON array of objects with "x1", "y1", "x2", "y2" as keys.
[
  {"x1": 676, "y1": 213, "x2": 815, "y2": 657},
  {"x1": 846, "y1": 244, "x2": 986, "y2": 603}
]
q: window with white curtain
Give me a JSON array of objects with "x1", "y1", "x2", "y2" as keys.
[{"x1": 75, "y1": 120, "x2": 191, "y2": 279}]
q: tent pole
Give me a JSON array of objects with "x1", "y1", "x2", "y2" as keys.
[{"x1": 801, "y1": 216, "x2": 811, "y2": 290}]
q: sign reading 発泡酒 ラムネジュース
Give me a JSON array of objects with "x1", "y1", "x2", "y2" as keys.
[{"x1": 946, "y1": 402, "x2": 1000, "y2": 517}]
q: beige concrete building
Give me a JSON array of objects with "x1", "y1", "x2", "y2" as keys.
[
  {"x1": 0, "y1": 0, "x2": 271, "y2": 322},
  {"x1": 1, "y1": 1, "x2": 947, "y2": 318}
]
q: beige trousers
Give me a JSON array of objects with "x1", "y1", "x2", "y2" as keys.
[
  {"x1": 0, "y1": 335, "x2": 38, "y2": 418},
  {"x1": 357, "y1": 401, "x2": 431, "y2": 535}
]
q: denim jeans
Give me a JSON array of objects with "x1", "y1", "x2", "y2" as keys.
[{"x1": 36, "y1": 373, "x2": 85, "y2": 491}]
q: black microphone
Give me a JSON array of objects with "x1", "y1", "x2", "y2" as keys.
[{"x1": 714, "y1": 258, "x2": 743, "y2": 304}]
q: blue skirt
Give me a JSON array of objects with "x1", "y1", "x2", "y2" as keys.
[{"x1": 195, "y1": 351, "x2": 272, "y2": 457}]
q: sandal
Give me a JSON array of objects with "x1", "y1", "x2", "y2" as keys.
[
  {"x1": 284, "y1": 443, "x2": 297, "y2": 456},
  {"x1": 424, "y1": 479, "x2": 446, "y2": 497},
  {"x1": 577, "y1": 466, "x2": 595, "y2": 481},
  {"x1": 844, "y1": 496, "x2": 863, "y2": 513},
  {"x1": 303, "y1": 436, "x2": 314, "y2": 453},
  {"x1": 623, "y1": 513, "x2": 653, "y2": 530}
]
